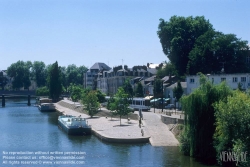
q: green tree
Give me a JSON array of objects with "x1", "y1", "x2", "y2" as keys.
[
  {"x1": 157, "y1": 61, "x2": 178, "y2": 78},
  {"x1": 7, "y1": 60, "x2": 32, "y2": 90},
  {"x1": 135, "y1": 82, "x2": 144, "y2": 97},
  {"x1": 0, "y1": 71, "x2": 8, "y2": 90},
  {"x1": 109, "y1": 87, "x2": 130, "y2": 125},
  {"x1": 82, "y1": 90, "x2": 99, "y2": 117},
  {"x1": 66, "y1": 64, "x2": 88, "y2": 88},
  {"x1": 153, "y1": 78, "x2": 163, "y2": 98},
  {"x1": 214, "y1": 91, "x2": 250, "y2": 167},
  {"x1": 96, "y1": 90, "x2": 106, "y2": 103},
  {"x1": 122, "y1": 79, "x2": 134, "y2": 98},
  {"x1": 187, "y1": 31, "x2": 249, "y2": 74},
  {"x1": 180, "y1": 73, "x2": 232, "y2": 164},
  {"x1": 173, "y1": 81, "x2": 184, "y2": 101},
  {"x1": 68, "y1": 84, "x2": 84, "y2": 102},
  {"x1": 47, "y1": 61, "x2": 62, "y2": 100},
  {"x1": 36, "y1": 86, "x2": 49, "y2": 96},
  {"x1": 157, "y1": 16, "x2": 213, "y2": 76},
  {"x1": 31, "y1": 61, "x2": 46, "y2": 87}
]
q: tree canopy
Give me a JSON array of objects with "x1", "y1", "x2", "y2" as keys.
[
  {"x1": 82, "y1": 90, "x2": 100, "y2": 117},
  {"x1": 122, "y1": 79, "x2": 134, "y2": 98},
  {"x1": 31, "y1": 61, "x2": 47, "y2": 87},
  {"x1": 158, "y1": 16, "x2": 213, "y2": 76},
  {"x1": 173, "y1": 81, "x2": 183, "y2": 101},
  {"x1": 47, "y1": 61, "x2": 62, "y2": 100},
  {"x1": 135, "y1": 82, "x2": 144, "y2": 97},
  {"x1": 7, "y1": 60, "x2": 32, "y2": 90},
  {"x1": 157, "y1": 15, "x2": 249, "y2": 76},
  {"x1": 108, "y1": 87, "x2": 130, "y2": 125}
]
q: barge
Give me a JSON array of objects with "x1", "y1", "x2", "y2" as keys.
[{"x1": 58, "y1": 115, "x2": 91, "y2": 135}]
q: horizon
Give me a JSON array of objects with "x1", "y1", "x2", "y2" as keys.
[{"x1": 1, "y1": 0, "x2": 249, "y2": 70}]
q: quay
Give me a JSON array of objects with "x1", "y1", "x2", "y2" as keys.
[{"x1": 55, "y1": 99, "x2": 179, "y2": 146}]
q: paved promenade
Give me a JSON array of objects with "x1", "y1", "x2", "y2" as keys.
[
  {"x1": 55, "y1": 99, "x2": 179, "y2": 146},
  {"x1": 139, "y1": 111, "x2": 179, "y2": 146}
]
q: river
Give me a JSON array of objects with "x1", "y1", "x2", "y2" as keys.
[{"x1": 0, "y1": 99, "x2": 213, "y2": 167}]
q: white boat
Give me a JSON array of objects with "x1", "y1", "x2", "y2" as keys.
[
  {"x1": 38, "y1": 103, "x2": 56, "y2": 111},
  {"x1": 58, "y1": 115, "x2": 91, "y2": 135}
]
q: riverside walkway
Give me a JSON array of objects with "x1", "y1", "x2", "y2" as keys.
[{"x1": 55, "y1": 99, "x2": 179, "y2": 146}]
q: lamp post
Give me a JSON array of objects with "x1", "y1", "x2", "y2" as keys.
[{"x1": 174, "y1": 97, "x2": 177, "y2": 114}]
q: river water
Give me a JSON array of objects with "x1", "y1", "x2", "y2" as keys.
[{"x1": 0, "y1": 99, "x2": 212, "y2": 167}]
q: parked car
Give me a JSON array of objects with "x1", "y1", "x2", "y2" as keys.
[{"x1": 165, "y1": 104, "x2": 175, "y2": 110}]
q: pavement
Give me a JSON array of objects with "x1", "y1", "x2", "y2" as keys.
[{"x1": 55, "y1": 100, "x2": 180, "y2": 146}]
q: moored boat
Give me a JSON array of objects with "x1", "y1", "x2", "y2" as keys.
[
  {"x1": 58, "y1": 115, "x2": 91, "y2": 135},
  {"x1": 38, "y1": 103, "x2": 56, "y2": 111},
  {"x1": 38, "y1": 98, "x2": 56, "y2": 111}
]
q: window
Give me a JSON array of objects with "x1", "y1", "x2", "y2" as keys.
[
  {"x1": 221, "y1": 78, "x2": 226, "y2": 82},
  {"x1": 247, "y1": 55, "x2": 250, "y2": 64},
  {"x1": 233, "y1": 77, "x2": 238, "y2": 82},
  {"x1": 190, "y1": 78, "x2": 195, "y2": 83},
  {"x1": 241, "y1": 77, "x2": 246, "y2": 82}
]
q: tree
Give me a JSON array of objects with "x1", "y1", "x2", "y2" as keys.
[
  {"x1": 180, "y1": 73, "x2": 232, "y2": 164},
  {"x1": 31, "y1": 61, "x2": 46, "y2": 87},
  {"x1": 173, "y1": 81, "x2": 184, "y2": 101},
  {"x1": 68, "y1": 84, "x2": 84, "y2": 102},
  {"x1": 157, "y1": 16, "x2": 213, "y2": 76},
  {"x1": 47, "y1": 61, "x2": 62, "y2": 100},
  {"x1": 213, "y1": 90, "x2": 250, "y2": 167},
  {"x1": 7, "y1": 60, "x2": 32, "y2": 90},
  {"x1": 153, "y1": 78, "x2": 163, "y2": 98},
  {"x1": 187, "y1": 31, "x2": 249, "y2": 75},
  {"x1": 109, "y1": 87, "x2": 130, "y2": 125},
  {"x1": 0, "y1": 71, "x2": 8, "y2": 90},
  {"x1": 157, "y1": 61, "x2": 177, "y2": 78},
  {"x1": 135, "y1": 82, "x2": 144, "y2": 97},
  {"x1": 96, "y1": 90, "x2": 106, "y2": 103},
  {"x1": 36, "y1": 86, "x2": 49, "y2": 96},
  {"x1": 82, "y1": 90, "x2": 99, "y2": 117},
  {"x1": 122, "y1": 79, "x2": 133, "y2": 98},
  {"x1": 66, "y1": 64, "x2": 88, "y2": 89}
]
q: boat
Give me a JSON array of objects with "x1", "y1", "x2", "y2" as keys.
[
  {"x1": 38, "y1": 103, "x2": 56, "y2": 111},
  {"x1": 38, "y1": 98, "x2": 56, "y2": 111},
  {"x1": 58, "y1": 115, "x2": 91, "y2": 135}
]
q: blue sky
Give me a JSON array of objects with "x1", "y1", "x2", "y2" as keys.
[{"x1": 1, "y1": 0, "x2": 249, "y2": 70}]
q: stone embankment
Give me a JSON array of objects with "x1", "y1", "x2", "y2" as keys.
[{"x1": 55, "y1": 99, "x2": 180, "y2": 146}]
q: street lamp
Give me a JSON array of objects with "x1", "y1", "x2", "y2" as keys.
[{"x1": 174, "y1": 97, "x2": 177, "y2": 114}]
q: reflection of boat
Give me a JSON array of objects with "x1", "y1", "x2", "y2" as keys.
[
  {"x1": 39, "y1": 103, "x2": 56, "y2": 111},
  {"x1": 58, "y1": 115, "x2": 91, "y2": 135}
]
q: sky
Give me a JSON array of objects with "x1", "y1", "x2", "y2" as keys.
[{"x1": 1, "y1": 0, "x2": 250, "y2": 70}]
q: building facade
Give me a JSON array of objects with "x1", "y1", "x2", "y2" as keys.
[
  {"x1": 186, "y1": 73, "x2": 250, "y2": 94},
  {"x1": 83, "y1": 62, "x2": 111, "y2": 89}
]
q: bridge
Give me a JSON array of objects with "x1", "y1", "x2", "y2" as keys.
[{"x1": 0, "y1": 94, "x2": 38, "y2": 107}]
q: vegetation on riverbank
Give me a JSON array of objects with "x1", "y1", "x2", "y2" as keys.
[{"x1": 180, "y1": 74, "x2": 250, "y2": 166}]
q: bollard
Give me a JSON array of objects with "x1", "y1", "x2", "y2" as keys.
[
  {"x1": 2, "y1": 94, "x2": 5, "y2": 107},
  {"x1": 27, "y1": 95, "x2": 31, "y2": 106}
]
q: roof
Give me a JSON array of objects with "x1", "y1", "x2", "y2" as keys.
[
  {"x1": 147, "y1": 68, "x2": 157, "y2": 75},
  {"x1": 90, "y1": 62, "x2": 111, "y2": 71},
  {"x1": 144, "y1": 75, "x2": 156, "y2": 82},
  {"x1": 166, "y1": 82, "x2": 187, "y2": 89}
]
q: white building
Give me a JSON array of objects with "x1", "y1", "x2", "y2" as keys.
[{"x1": 186, "y1": 73, "x2": 250, "y2": 94}]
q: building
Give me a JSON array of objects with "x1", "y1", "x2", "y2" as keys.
[
  {"x1": 186, "y1": 73, "x2": 250, "y2": 94},
  {"x1": 83, "y1": 62, "x2": 111, "y2": 89},
  {"x1": 97, "y1": 64, "x2": 159, "y2": 95}
]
